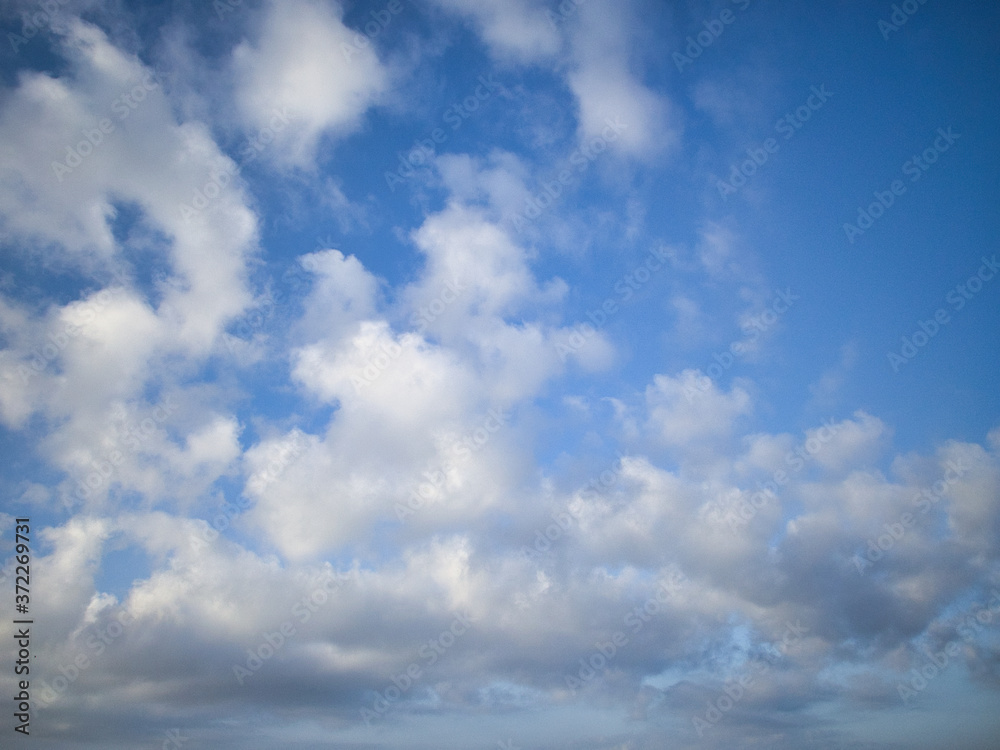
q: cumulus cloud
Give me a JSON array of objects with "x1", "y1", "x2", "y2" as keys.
[
  {"x1": 564, "y1": 0, "x2": 678, "y2": 156},
  {"x1": 1, "y1": 2, "x2": 998, "y2": 749},
  {"x1": 645, "y1": 370, "x2": 753, "y2": 449},
  {"x1": 231, "y1": 0, "x2": 390, "y2": 167},
  {"x1": 427, "y1": 0, "x2": 561, "y2": 63},
  {"x1": 429, "y1": 0, "x2": 677, "y2": 158}
]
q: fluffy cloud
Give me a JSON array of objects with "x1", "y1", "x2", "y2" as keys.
[
  {"x1": 429, "y1": 0, "x2": 677, "y2": 157},
  {"x1": 1, "y1": 2, "x2": 998, "y2": 748},
  {"x1": 231, "y1": 0, "x2": 390, "y2": 167},
  {"x1": 427, "y1": 0, "x2": 561, "y2": 62}
]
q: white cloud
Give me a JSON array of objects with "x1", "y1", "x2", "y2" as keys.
[
  {"x1": 813, "y1": 411, "x2": 888, "y2": 471},
  {"x1": 808, "y1": 341, "x2": 859, "y2": 411},
  {"x1": 231, "y1": 0, "x2": 390, "y2": 167},
  {"x1": 0, "y1": 18, "x2": 266, "y2": 519},
  {"x1": 0, "y1": 18, "x2": 257, "y2": 357},
  {"x1": 5, "y1": 409, "x2": 1000, "y2": 744},
  {"x1": 645, "y1": 370, "x2": 753, "y2": 449},
  {"x1": 1, "y1": 3, "x2": 997, "y2": 748},
  {"x1": 427, "y1": 0, "x2": 677, "y2": 158},
  {"x1": 427, "y1": 0, "x2": 561, "y2": 63},
  {"x1": 292, "y1": 248, "x2": 380, "y2": 345},
  {"x1": 565, "y1": 0, "x2": 678, "y2": 156}
]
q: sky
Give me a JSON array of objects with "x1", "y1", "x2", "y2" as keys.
[{"x1": 0, "y1": 0, "x2": 999, "y2": 748}]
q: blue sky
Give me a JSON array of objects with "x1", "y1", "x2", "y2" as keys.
[{"x1": 1, "y1": 0, "x2": 999, "y2": 748}]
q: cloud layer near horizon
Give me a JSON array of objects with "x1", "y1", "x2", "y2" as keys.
[{"x1": 1, "y1": 1, "x2": 999, "y2": 748}]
